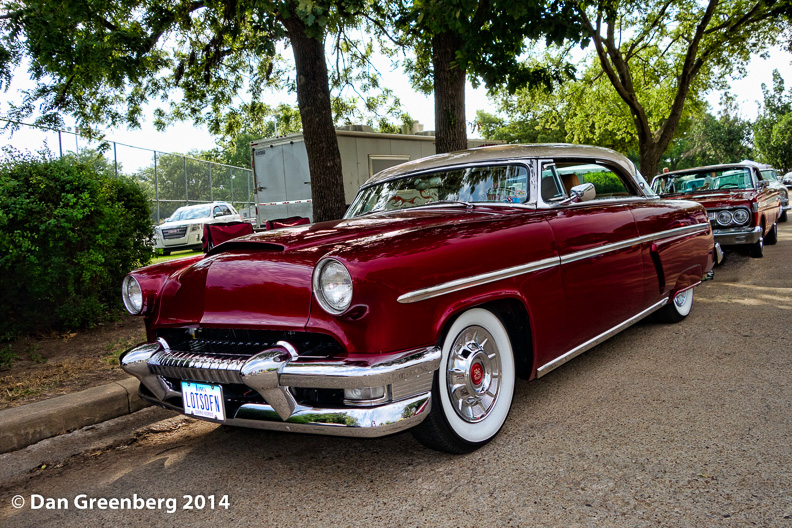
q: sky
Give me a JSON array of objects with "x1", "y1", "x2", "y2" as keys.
[{"x1": 1, "y1": 45, "x2": 791, "y2": 171}]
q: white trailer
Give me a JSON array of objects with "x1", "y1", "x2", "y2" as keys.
[{"x1": 250, "y1": 128, "x2": 500, "y2": 225}]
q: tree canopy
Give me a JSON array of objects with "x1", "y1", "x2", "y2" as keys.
[
  {"x1": 395, "y1": 0, "x2": 588, "y2": 153},
  {"x1": 0, "y1": 0, "x2": 399, "y2": 222},
  {"x1": 754, "y1": 69, "x2": 792, "y2": 170},
  {"x1": 571, "y1": 0, "x2": 792, "y2": 176}
]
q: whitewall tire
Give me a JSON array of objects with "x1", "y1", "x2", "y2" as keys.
[{"x1": 412, "y1": 308, "x2": 516, "y2": 453}]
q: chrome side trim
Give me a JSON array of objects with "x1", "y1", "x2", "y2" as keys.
[
  {"x1": 138, "y1": 390, "x2": 432, "y2": 438},
  {"x1": 397, "y1": 256, "x2": 560, "y2": 304},
  {"x1": 536, "y1": 297, "x2": 669, "y2": 378},
  {"x1": 398, "y1": 222, "x2": 711, "y2": 304},
  {"x1": 561, "y1": 223, "x2": 711, "y2": 264}
]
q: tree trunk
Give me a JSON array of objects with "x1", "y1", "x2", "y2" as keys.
[
  {"x1": 433, "y1": 32, "x2": 467, "y2": 153},
  {"x1": 639, "y1": 140, "x2": 666, "y2": 180},
  {"x1": 282, "y1": 17, "x2": 346, "y2": 223}
]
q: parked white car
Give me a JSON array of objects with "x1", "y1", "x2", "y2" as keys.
[{"x1": 153, "y1": 202, "x2": 242, "y2": 255}]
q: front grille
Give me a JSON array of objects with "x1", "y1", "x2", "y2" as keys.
[
  {"x1": 148, "y1": 349, "x2": 250, "y2": 384},
  {"x1": 162, "y1": 226, "x2": 188, "y2": 239},
  {"x1": 156, "y1": 328, "x2": 344, "y2": 358}
]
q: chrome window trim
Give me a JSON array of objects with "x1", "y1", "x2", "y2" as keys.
[
  {"x1": 397, "y1": 222, "x2": 710, "y2": 304},
  {"x1": 535, "y1": 297, "x2": 669, "y2": 378}
]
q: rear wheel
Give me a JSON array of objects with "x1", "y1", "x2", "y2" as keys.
[
  {"x1": 654, "y1": 288, "x2": 694, "y2": 324},
  {"x1": 411, "y1": 308, "x2": 516, "y2": 454}
]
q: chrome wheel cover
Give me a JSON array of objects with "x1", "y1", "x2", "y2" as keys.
[
  {"x1": 445, "y1": 325, "x2": 502, "y2": 423},
  {"x1": 673, "y1": 290, "x2": 689, "y2": 308}
]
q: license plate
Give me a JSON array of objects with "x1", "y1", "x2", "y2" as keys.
[
  {"x1": 181, "y1": 382, "x2": 225, "y2": 421},
  {"x1": 707, "y1": 211, "x2": 716, "y2": 220}
]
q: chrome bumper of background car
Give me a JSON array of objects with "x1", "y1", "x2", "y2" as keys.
[
  {"x1": 713, "y1": 226, "x2": 762, "y2": 246},
  {"x1": 120, "y1": 340, "x2": 440, "y2": 437}
]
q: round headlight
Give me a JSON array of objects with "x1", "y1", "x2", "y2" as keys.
[
  {"x1": 313, "y1": 259, "x2": 353, "y2": 315},
  {"x1": 716, "y1": 210, "x2": 734, "y2": 226},
  {"x1": 732, "y1": 208, "x2": 750, "y2": 225},
  {"x1": 122, "y1": 275, "x2": 144, "y2": 314}
]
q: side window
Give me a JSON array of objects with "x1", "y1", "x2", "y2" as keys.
[
  {"x1": 556, "y1": 161, "x2": 638, "y2": 200},
  {"x1": 219, "y1": 205, "x2": 232, "y2": 216},
  {"x1": 540, "y1": 164, "x2": 566, "y2": 202}
]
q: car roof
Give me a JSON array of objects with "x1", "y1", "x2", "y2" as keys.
[
  {"x1": 363, "y1": 144, "x2": 637, "y2": 187},
  {"x1": 175, "y1": 201, "x2": 233, "y2": 210},
  {"x1": 663, "y1": 163, "x2": 757, "y2": 176}
]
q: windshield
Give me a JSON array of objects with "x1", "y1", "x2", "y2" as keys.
[
  {"x1": 653, "y1": 168, "x2": 754, "y2": 195},
  {"x1": 760, "y1": 169, "x2": 779, "y2": 181},
  {"x1": 168, "y1": 204, "x2": 213, "y2": 222},
  {"x1": 345, "y1": 165, "x2": 529, "y2": 217}
]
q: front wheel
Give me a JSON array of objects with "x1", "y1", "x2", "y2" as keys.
[
  {"x1": 749, "y1": 233, "x2": 764, "y2": 258},
  {"x1": 780, "y1": 209, "x2": 788, "y2": 223},
  {"x1": 654, "y1": 288, "x2": 694, "y2": 323},
  {"x1": 411, "y1": 308, "x2": 516, "y2": 454},
  {"x1": 766, "y1": 223, "x2": 778, "y2": 245}
]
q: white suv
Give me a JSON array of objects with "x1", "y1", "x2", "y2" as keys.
[{"x1": 153, "y1": 202, "x2": 242, "y2": 255}]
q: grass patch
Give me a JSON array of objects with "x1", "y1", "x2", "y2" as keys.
[
  {"x1": 150, "y1": 250, "x2": 203, "y2": 265},
  {"x1": 1, "y1": 344, "x2": 18, "y2": 369},
  {"x1": 0, "y1": 357, "x2": 118, "y2": 407},
  {"x1": 103, "y1": 335, "x2": 143, "y2": 366}
]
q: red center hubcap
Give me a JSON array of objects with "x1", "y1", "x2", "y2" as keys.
[{"x1": 471, "y1": 362, "x2": 484, "y2": 385}]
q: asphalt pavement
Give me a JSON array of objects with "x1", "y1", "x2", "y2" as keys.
[{"x1": 1, "y1": 223, "x2": 791, "y2": 527}]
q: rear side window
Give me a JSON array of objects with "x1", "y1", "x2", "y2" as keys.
[{"x1": 556, "y1": 162, "x2": 638, "y2": 200}]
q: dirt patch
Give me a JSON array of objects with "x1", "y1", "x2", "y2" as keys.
[{"x1": 0, "y1": 316, "x2": 146, "y2": 410}]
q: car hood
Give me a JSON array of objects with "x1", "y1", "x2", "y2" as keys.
[
  {"x1": 153, "y1": 206, "x2": 534, "y2": 329},
  {"x1": 158, "y1": 218, "x2": 209, "y2": 229},
  {"x1": 662, "y1": 191, "x2": 755, "y2": 209}
]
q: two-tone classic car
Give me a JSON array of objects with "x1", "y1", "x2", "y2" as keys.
[
  {"x1": 652, "y1": 163, "x2": 783, "y2": 258},
  {"x1": 120, "y1": 144, "x2": 715, "y2": 453}
]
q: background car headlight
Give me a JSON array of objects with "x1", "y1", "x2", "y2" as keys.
[
  {"x1": 190, "y1": 224, "x2": 202, "y2": 232},
  {"x1": 313, "y1": 259, "x2": 353, "y2": 314},
  {"x1": 716, "y1": 210, "x2": 734, "y2": 226},
  {"x1": 122, "y1": 275, "x2": 143, "y2": 314},
  {"x1": 732, "y1": 208, "x2": 750, "y2": 225}
]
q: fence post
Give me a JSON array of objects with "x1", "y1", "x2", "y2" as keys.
[
  {"x1": 58, "y1": 131, "x2": 63, "y2": 157},
  {"x1": 209, "y1": 162, "x2": 213, "y2": 202},
  {"x1": 113, "y1": 142, "x2": 118, "y2": 177},
  {"x1": 154, "y1": 151, "x2": 160, "y2": 224},
  {"x1": 184, "y1": 156, "x2": 189, "y2": 205},
  {"x1": 246, "y1": 168, "x2": 251, "y2": 219}
]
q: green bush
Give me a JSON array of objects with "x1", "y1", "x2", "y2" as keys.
[{"x1": 0, "y1": 150, "x2": 153, "y2": 340}]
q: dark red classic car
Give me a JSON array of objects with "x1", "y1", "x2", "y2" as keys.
[
  {"x1": 652, "y1": 162, "x2": 783, "y2": 258},
  {"x1": 120, "y1": 144, "x2": 715, "y2": 453}
]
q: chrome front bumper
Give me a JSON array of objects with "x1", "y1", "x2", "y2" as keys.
[
  {"x1": 120, "y1": 340, "x2": 441, "y2": 438},
  {"x1": 713, "y1": 226, "x2": 762, "y2": 246}
]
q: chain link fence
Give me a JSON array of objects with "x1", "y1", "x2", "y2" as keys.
[{"x1": 0, "y1": 118, "x2": 255, "y2": 225}]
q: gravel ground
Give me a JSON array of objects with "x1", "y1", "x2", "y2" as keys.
[{"x1": 1, "y1": 224, "x2": 791, "y2": 527}]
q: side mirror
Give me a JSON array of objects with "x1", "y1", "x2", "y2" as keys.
[
  {"x1": 757, "y1": 180, "x2": 769, "y2": 190},
  {"x1": 570, "y1": 182, "x2": 596, "y2": 202}
]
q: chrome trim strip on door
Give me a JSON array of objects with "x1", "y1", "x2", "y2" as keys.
[
  {"x1": 397, "y1": 256, "x2": 561, "y2": 304},
  {"x1": 397, "y1": 223, "x2": 710, "y2": 304},
  {"x1": 535, "y1": 297, "x2": 669, "y2": 378},
  {"x1": 561, "y1": 223, "x2": 710, "y2": 264}
]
